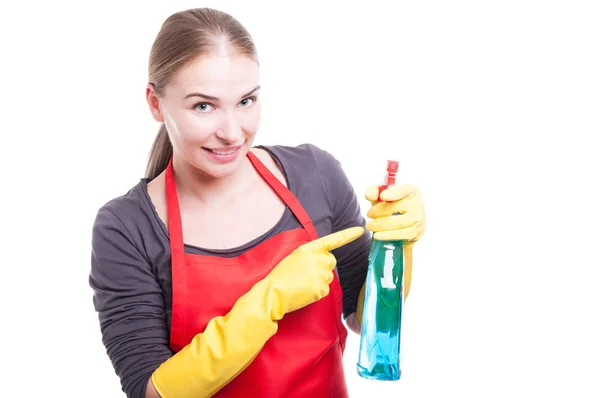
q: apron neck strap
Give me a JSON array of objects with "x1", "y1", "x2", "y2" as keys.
[{"x1": 165, "y1": 156, "x2": 186, "y2": 265}]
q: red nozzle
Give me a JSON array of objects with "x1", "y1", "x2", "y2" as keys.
[
  {"x1": 386, "y1": 160, "x2": 399, "y2": 186},
  {"x1": 378, "y1": 160, "x2": 399, "y2": 203}
]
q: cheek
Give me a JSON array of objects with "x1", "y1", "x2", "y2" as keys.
[
  {"x1": 241, "y1": 106, "x2": 261, "y2": 134},
  {"x1": 172, "y1": 111, "x2": 220, "y2": 143}
]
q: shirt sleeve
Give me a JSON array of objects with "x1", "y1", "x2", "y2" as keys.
[
  {"x1": 89, "y1": 205, "x2": 173, "y2": 398},
  {"x1": 310, "y1": 145, "x2": 372, "y2": 318}
]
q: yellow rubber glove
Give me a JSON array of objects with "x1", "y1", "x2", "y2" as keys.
[
  {"x1": 151, "y1": 226, "x2": 365, "y2": 397},
  {"x1": 365, "y1": 184, "x2": 425, "y2": 242},
  {"x1": 356, "y1": 184, "x2": 425, "y2": 327}
]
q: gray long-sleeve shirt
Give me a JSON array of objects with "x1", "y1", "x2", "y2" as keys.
[{"x1": 89, "y1": 143, "x2": 371, "y2": 397}]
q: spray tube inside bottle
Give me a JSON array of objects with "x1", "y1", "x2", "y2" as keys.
[{"x1": 357, "y1": 160, "x2": 405, "y2": 381}]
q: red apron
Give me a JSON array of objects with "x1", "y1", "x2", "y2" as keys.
[{"x1": 165, "y1": 151, "x2": 349, "y2": 397}]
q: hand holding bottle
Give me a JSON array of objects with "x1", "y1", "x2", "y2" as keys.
[{"x1": 364, "y1": 184, "x2": 426, "y2": 242}]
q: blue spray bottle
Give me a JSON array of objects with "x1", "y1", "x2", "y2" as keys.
[{"x1": 357, "y1": 159, "x2": 405, "y2": 381}]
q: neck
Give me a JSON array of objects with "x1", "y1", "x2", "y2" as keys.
[{"x1": 171, "y1": 152, "x2": 255, "y2": 205}]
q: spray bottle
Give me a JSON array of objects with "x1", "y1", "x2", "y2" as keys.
[{"x1": 357, "y1": 159, "x2": 405, "y2": 381}]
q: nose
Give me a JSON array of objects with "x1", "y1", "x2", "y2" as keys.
[{"x1": 215, "y1": 111, "x2": 243, "y2": 143}]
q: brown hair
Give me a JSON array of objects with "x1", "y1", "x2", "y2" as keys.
[{"x1": 145, "y1": 8, "x2": 259, "y2": 179}]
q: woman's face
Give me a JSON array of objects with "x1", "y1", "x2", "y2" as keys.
[{"x1": 148, "y1": 52, "x2": 261, "y2": 179}]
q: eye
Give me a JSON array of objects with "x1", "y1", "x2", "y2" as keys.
[
  {"x1": 239, "y1": 96, "x2": 256, "y2": 107},
  {"x1": 194, "y1": 102, "x2": 215, "y2": 113}
]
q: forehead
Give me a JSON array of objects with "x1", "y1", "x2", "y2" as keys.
[{"x1": 168, "y1": 53, "x2": 260, "y2": 98}]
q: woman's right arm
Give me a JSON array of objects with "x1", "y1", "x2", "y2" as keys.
[
  {"x1": 90, "y1": 206, "x2": 174, "y2": 398},
  {"x1": 145, "y1": 379, "x2": 161, "y2": 398},
  {"x1": 90, "y1": 205, "x2": 280, "y2": 397}
]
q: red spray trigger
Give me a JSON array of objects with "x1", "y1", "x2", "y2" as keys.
[{"x1": 378, "y1": 160, "x2": 399, "y2": 203}]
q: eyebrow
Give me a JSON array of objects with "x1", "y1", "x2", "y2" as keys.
[{"x1": 184, "y1": 85, "x2": 261, "y2": 101}]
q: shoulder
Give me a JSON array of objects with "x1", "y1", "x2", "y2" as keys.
[
  {"x1": 258, "y1": 142, "x2": 343, "y2": 187},
  {"x1": 94, "y1": 180, "x2": 148, "y2": 227},
  {"x1": 256, "y1": 142, "x2": 353, "y2": 210},
  {"x1": 91, "y1": 179, "x2": 161, "y2": 256},
  {"x1": 258, "y1": 143, "x2": 339, "y2": 167},
  {"x1": 257, "y1": 143, "x2": 343, "y2": 185}
]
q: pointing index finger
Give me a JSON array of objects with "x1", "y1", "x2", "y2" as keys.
[{"x1": 307, "y1": 226, "x2": 365, "y2": 252}]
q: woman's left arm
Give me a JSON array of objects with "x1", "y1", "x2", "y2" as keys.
[{"x1": 310, "y1": 146, "x2": 372, "y2": 333}]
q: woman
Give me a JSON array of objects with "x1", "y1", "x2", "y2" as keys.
[{"x1": 89, "y1": 7, "x2": 425, "y2": 398}]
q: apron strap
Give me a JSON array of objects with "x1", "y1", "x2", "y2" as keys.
[
  {"x1": 247, "y1": 151, "x2": 319, "y2": 241},
  {"x1": 165, "y1": 157, "x2": 185, "y2": 263},
  {"x1": 164, "y1": 157, "x2": 187, "y2": 347}
]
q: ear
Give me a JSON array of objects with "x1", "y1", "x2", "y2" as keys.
[{"x1": 146, "y1": 83, "x2": 164, "y2": 123}]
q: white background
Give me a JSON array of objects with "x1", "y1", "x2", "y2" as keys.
[{"x1": 2, "y1": 0, "x2": 599, "y2": 397}]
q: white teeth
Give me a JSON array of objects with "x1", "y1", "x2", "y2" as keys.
[{"x1": 212, "y1": 149, "x2": 236, "y2": 155}]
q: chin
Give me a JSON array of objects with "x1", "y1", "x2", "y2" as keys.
[{"x1": 205, "y1": 163, "x2": 240, "y2": 179}]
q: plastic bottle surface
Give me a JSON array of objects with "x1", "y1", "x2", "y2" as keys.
[{"x1": 357, "y1": 160, "x2": 405, "y2": 381}]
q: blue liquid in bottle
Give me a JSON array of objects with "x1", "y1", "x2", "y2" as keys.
[{"x1": 357, "y1": 239, "x2": 404, "y2": 381}]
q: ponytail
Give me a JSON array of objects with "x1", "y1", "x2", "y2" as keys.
[{"x1": 145, "y1": 123, "x2": 173, "y2": 180}]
